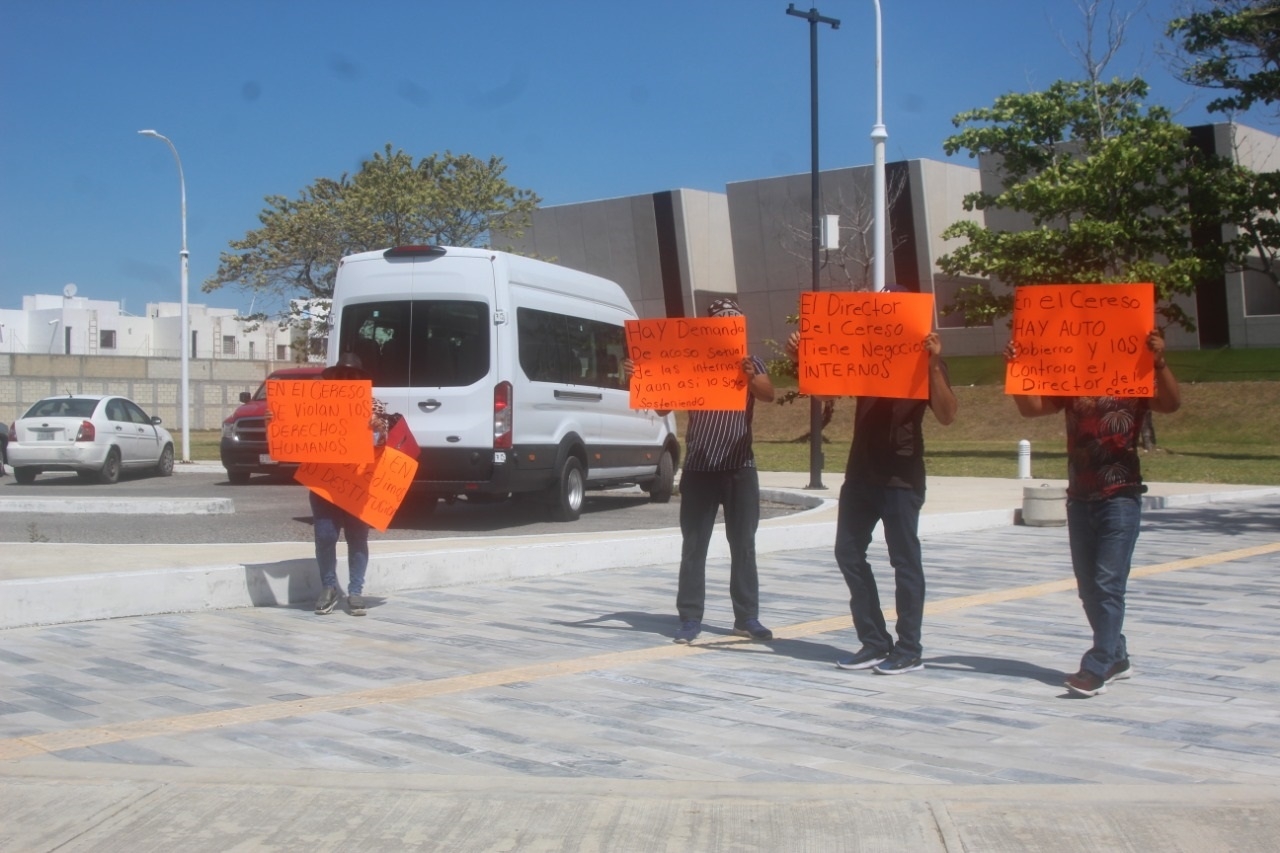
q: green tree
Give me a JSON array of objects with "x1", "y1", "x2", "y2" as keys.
[
  {"x1": 937, "y1": 77, "x2": 1229, "y2": 331},
  {"x1": 204, "y1": 145, "x2": 540, "y2": 323},
  {"x1": 1169, "y1": 2, "x2": 1280, "y2": 291},
  {"x1": 1169, "y1": 0, "x2": 1280, "y2": 114}
]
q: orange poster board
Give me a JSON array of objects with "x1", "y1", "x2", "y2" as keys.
[
  {"x1": 795, "y1": 290, "x2": 935, "y2": 399},
  {"x1": 624, "y1": 316, "x2": 749, "y2": 411},
  {"x1": 1006, "y1": 283, "x2": 1156, "y2": 397},
  {"x1": 266, "y1": 379, "x2": 375, "y2": 464},
  {"x1": 295, "y1": 446, "x2": 419, "y2": 532}
]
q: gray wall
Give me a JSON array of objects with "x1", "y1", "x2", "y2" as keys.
[{"x1": 0, "y1": 354, "x2": 295, "y2": 431}]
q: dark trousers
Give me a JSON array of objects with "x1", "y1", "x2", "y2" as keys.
[
  {"x1": 1067, "y1": 495, "x2": 1142, "y2": 677},
  {"x1": 309, "y1": 490, "x2": 370, "y2": 596},
  {"x1": 834, "y1": 480, "x2": 926, "y2": 657},
  {"x1": 676, "y1": 467, "x2": 761, "y2": 624}
]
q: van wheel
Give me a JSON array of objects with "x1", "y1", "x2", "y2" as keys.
[
  {"x1": 549, "y1": 456, "x2": 585, "y2": 522},
  {"x1": 98, "y1": 448, "x2": 122, "y2": 484},
  {"x1": 227, "y1": 470, "x2": 251, "y2": 485},
  {"x1": 648, "y1": 449, "x2": 675, "y2": 503}
]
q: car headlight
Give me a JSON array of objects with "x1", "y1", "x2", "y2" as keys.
[{"x1": 221, "y1": 423, "x2": 235, "y2": 439}]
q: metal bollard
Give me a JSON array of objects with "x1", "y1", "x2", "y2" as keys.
[{"x1": 1017, "y1": 440, "x2": 1031, "y2": 479}]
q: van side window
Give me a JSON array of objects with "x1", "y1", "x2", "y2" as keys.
[
  {"x1": 517, "y1": 308, "x2": 627, "y2": 390},
  {"x1": 338, "y1": 300, "x2": 488, "y2": 388}
]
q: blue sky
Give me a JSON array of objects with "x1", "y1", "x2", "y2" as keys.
[{"x1": 1, "y1": 1, "x2": 1266, "y2": 316}]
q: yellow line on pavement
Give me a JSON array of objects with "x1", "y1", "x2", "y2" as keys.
[{"x1": 1, "y1": 541, "x2": 1276, "y2": 761}]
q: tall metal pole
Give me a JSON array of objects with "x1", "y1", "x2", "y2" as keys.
[
  {"x1": 870, "y1": 0, "x2": 888, "y2": 292},
  {"x1": 786, "y1": 4, "x2": 839, "y2": 490},
  {"x1": 138, "y1": 129, "x2": 190, "y2": 463}
]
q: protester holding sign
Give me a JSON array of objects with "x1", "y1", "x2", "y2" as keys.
[
  {"x1": 307, "y1": 353, "x2": 389, "y2": 617},
  {"x1": 1005, "y1": 325, "x2": 1181, "y2": 698},
  {"x1": 626, "y1": 298, "x2": 776, "y2": 645},
  {"x1": 788, "y1": 285, "x2": 958, "y2": 675}
]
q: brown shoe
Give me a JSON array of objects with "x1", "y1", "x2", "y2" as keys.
[{"x1": 1065, "y1": 669, "x2": 1107, "y2": 697}]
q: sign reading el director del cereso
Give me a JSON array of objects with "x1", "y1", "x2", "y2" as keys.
[
  {"x1": 796, "y1": 290, "x2": 935, "y2": 399},
  {"x1": 1006, "y1": 283, "x2": 1156, "y2": 397},
  {"x1": 265, "y1": 379, "x2": 375, "y2": 464}
]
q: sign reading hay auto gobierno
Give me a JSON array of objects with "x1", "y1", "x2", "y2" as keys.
[
  {"x1": 796, "y1": 291, "x2": 935, "y2": 399},
  {"x1": 625, "y1": 316, "x2": 748, "y2": 411},
  {"x1": 266, "y1": 379, "x2": 375, "y2": 464},
  {"x1": 1006, "y1": 283, "x2": 1156, "y2": 397}
]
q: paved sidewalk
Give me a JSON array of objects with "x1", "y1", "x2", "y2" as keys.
[{"x1": 1, "y1": 483, "x2": 1278, "y2": 850}]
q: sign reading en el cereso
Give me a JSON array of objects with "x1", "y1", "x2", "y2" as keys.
[
  {"x1": 265, "y1": 379, "x2": 375, "y2": 464},
  {"x1": 1006, "y1": 283, "x2": 1156, "y2": 397},
  {"x1": 625, "y1": 316, "x2": 749, "y2": 411}
]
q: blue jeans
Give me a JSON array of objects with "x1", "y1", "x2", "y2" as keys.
[
  {"x1": 676, "y1": 467, "x2": 761, "y2": 624},
  {"x1": 309, "y1": 491, "x2": 370, "y2": 595},
  {"x1": 1067, "y1": 495, "x2": 1142, "y2": 677},
  {"x1": 834, "y1": 481, "x2": 925, "y2": 657}
]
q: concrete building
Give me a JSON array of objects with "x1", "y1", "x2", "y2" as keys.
[{"x1": 499, "y1": 122, "x2": 1280, "y2": 357}]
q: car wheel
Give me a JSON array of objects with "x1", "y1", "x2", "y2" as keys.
[
  {"x1": 647, "y1": 448, "x2": 676, "y2": 504},
  {"x1": 98, "y1": 448, "x2": 122, "y2": 485},
  {"x1": 227, "y1": 470, "x2": 251, "y2": 485},
  {"x1": 155, "y1": 444, "x2": 175, "y2": 477},
  {"x1": 13, "y1": 467, "x2": 37, "y2": 485},
  {"x1": 548, "y1": 455, "x2": 585, "y2": 522}
]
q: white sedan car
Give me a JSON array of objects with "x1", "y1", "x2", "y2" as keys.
[{"x1": 7, "y1": 395, "x2": 175, "y2": 484}]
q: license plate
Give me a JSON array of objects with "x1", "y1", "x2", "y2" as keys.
[
  {"x1": 258, "y1": 454, "x2": 277, "y2": 465},
  {"x1": 38, "y1": 432, "x2": 56, "y2": 441}
]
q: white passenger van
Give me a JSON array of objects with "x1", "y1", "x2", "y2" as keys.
[{"x1": 328, "y1": 245, "x2": 679, "y2": 521}]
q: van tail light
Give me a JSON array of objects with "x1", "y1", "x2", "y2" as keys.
[
  {"x1": 75, "y1": 420, "x2": 96, "y2": 442},
  {"x1": 493, "y1": 381, "x2": 513, "y2": 450}
]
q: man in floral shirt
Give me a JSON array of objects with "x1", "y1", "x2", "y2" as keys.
[{"x1": 1006, "y1": 329, "x2": 1181, "y2": 697}]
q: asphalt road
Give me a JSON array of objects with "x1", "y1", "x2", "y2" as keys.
[{"x1": 0, "y1": 469, "x2": 798, "y2": 544}]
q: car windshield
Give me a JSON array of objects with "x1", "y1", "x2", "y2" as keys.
[{"x1": 25, "y1": 398, "x2": 98, "y2": 418}]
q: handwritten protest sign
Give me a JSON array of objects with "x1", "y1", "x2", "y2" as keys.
[
  {"x1": 795, "y1": 290, "x2": 935, "y2": 399},
  {"x1": 1006, "y1": 283, "x2": 1155, "y2": 397},
  {"x1": 266, "y1": 379, "x2": 375, "y2": 464},
  {"x1": 295, "y1": 446, "x2": 419, "y2": 532},
  {"x1": 624, "y1": 316, "x2": 749, "y2": 410}
]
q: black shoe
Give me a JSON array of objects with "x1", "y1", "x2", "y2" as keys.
[
  {"x1": 873, "y1": 651, "x2": 924, "y2": 675},
  {"x1": 314, "y1": 587, "x2": 339, "y2": 615},
  {"x1": 1103, "y1": 658, "x2": 1133, "y2": 684},
  {"x1": 732, "y1": 619, "x2": 773, "y2": 641},
  {"x1": 673, "y1": 620, "x2": 701, "y2": 644},
  {"x1": 836, "y1": 646, "x2": 889, "y2": 670}
]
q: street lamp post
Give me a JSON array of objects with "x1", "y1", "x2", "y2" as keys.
[
  {"x1": 786, "y1": 3, "x2": 839, "y2": 491},
  {"x1": 870, "y1": 0, "x2": 887, "y2": 293},
  {"x1": 138, "y1": 129, "x2": 190, "y2": 463}
]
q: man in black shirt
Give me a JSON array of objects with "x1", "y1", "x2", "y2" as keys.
[{"x1": 788, "y1": 297, "x2": 957, "y2": 674}]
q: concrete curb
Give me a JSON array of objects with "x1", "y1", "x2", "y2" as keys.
[
  {"x1": 4, "y1": 484, "x2": 1277, "y2": 631},
  {"x1": 0, "y1": 497, "x2": 234, "y2": 515}
]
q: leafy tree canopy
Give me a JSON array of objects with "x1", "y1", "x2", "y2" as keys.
[
  {"x1": 203, "y1": 145, "x2": 540, "y2": 321},
  {"x1": 1169, "y1": 0, "x2": 1280, "y2": 115},
  {"x1": 937, "y1": 77, "x2": 1232, "y2": 330}
]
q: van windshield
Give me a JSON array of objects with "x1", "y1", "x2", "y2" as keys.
[{"x1": 337, "y1": 300, "x2": 488, "y2": 388}]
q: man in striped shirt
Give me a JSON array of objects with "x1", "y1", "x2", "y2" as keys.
[{"x1": 635, "y1": 298, "x2": 777, "y2": 644}]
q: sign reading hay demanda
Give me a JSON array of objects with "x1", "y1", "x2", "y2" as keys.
[
  {"x1": 624, "y1": 316, "x2": 748, "y2": 411},
  {"x1": 294, "y1": 447, "x2": 419, "y2": 533},
  {"x1": 796, "y1": 291, "x2": 935, "y2": 399},
  {"x1": 266, "y1": 379, "x2": 375, "y2": 464},
  {"x1": 1006, "y1": 283, "x2": 1156, "y2": 397}
]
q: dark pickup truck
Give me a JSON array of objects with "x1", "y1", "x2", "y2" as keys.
[{"x1": 219, "y1": 365, "x2": 324, "y2": 484}]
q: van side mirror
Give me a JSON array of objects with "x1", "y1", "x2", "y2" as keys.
[{"x1": 239, "y1": 391, "x2": 251, "y2": 403}]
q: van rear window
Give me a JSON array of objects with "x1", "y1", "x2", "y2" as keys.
[{"x1": 337, "y1": 300, "x2": 488, "y2": 388}]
